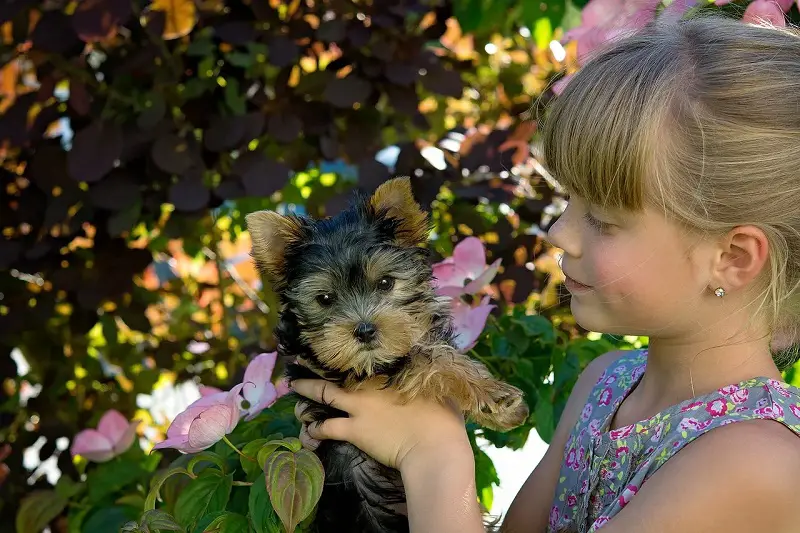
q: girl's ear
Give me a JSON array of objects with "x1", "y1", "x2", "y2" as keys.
[{"x1": 711, "y1": 225, "x2": 769, "y2": 293}]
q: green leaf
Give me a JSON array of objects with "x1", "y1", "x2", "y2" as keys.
[
  {"x1": 533, "y1": 17, "x2": 553, "y2": 50},
  {"x1": 240, "y1": 438, "x2": 269, "y2": 480},
  {"x1": 264, "y1": 448, "x2": 325, "y2": 533},
  {"x1": 187, "y1": 38, "x2": 215, "y2": 57},
  {"x1": 198, "y1": 512, "x2": 248, "y2": 533},
  {"x1": 140, "y1": 509, "x2": 184, "y2": 532},
  {"x1": 520, "y1": 0, "x2": 567, "y2": 31},
  {"x1": 491, "y1": 335, "x2": 511, "y2": 358},
  {"x1": 86, "y1": 458, "x2": 147, "y2": 504},
  {"x1": 187, "y1": 451, "x2": 228, "y2": 477},
  {"x1": 82, "y1": 506, "x2": 139, "y2": 533},
  {"x1": 513, "y1": 314, "x2": 556, "y2": 345},
  {"x1": 506, "y1": 325, "x2": 531, "y2": 355},
  {"x1": 534, "y1": 389, "x2": 556, "y2": 443},
  {"x1": 226, "y1": 52, "x2": 254, "y2": 69},
  {"x1": 16, "y1": 490, "x2": 68, "y2": 533},
  {"x1": 473, "y1": 447, "x2": 499, "y2": 511},
  {"x1": 249, "y1": 474, "x2": 284, "y2": 533},
  {"x1": 55, "y1": 475, "x2": 85, "y2": 499},
  {"x1": 175, "y1": 470, "x2": 234, "y2": 530},
  {"x1": 453, "y1": 0, "x2": 485, "y2": 33},
  {"x1": 256, "y1": 437, "x2": 303, "y2": 472},
  {"x1": 144, "y1": 467, "x2": 193, "y2": 511},
  {"x1": 224, "y1": 78, "x2": 246, "y2": 116}
]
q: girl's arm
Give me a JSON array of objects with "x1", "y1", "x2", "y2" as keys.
[
  {"x1": 502, "y1": 351, "x2": 626, "y2": 532},
  {"x1": 400, "y1": 441, "x2": 485, "y2": 533}
]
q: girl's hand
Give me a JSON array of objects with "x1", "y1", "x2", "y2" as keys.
[{"x1": 291, "y1": 378, "x2": 470, "y2": 471}]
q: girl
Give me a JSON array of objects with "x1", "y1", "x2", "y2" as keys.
[{"x1": 291, "y1": 13, "x2": 800, "y2": 532}]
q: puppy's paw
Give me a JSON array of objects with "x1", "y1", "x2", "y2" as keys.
[{"x1": 473, "y1": 380, "x2": 529, "y2": 431}]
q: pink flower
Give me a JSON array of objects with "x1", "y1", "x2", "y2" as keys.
[
  {"x1": 589, "y1": 419, "x2": 602, "y2": 436},
  {"x1": 681, "y1": 400, "x2": 703, "y2": 412},
  {"x1": 743, "y1": 0, "x2": 789, "y2": 26},
  {"x1": 153, "y1": 384, "x2": 244, "y2": 454},
  {"x1": 609, "y1": 424, "x2": 633, "y2": 440},
  {"x1": 567, "y1": 494, "x2": 578, "y2": 507},
  {"x1": 592, "y1": 515, "x2": 610, "y2": 528},
  {"x1": 769, "y1": 379, "x2": 792, "y2": 398},
  {"x1": 563, "y1": 0, "x2": 662, "y2": 60},
  {"x1": 580, "y1": 403, "x2": 593, "y2": 421},
  {"x1": 549, "y1": 506, "x2": 561, "y2": 529},
  {"x1": 275, "y1": 377, "x2": 292, "y2": 398},
  {"x1": 618, "y1": 484, "x2": 639, "y2": 508},
  {"x1": 719, "y1": 384, "x2": 739, "y2": 395},
  {"x1": 789, "y1": 403, "x2": 800, "y2": 418},
  {"x1": 450, "y1": 295, "x2": 494, "y2": 352},
  {"x1": 679, "y1": 417, "x2": 711, "y2": 432},
  {"x1": 598, "y1": 387, "x2": 613, "y2": 406},
  {"x1": 755, "y1": 402, "x2": 784, "y2": 419},
  {"x1": 705, "y1": 398, "x2": 728, "y2": 418},
  {"x1": 241, "y1": 352, "x2": 279, "y2": 421},
  {"x1": 199, "y1": 386, "x2": 223, "y2": 397},
  {"x1": 615, "y1": 445, "x2": 629, "y2": 458},
  {"x1": 604, "y1": 375, "x2": 617, "y2": 385},
  {"x1": 432, "y1": 237, "x2": 501, "y2": 297},
  {"x1": 566, "y1": 448, "x2": 579, "y2": 470},
  {"x1": 730, "y1": 389, "x2": 750, "y2": 404},
  {"x1": 71, "y1": 410, "x2": 139, "y2": 463}
]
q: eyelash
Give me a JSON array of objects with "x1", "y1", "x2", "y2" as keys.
[{"x1": 583, "y1": 212, "x2": 612, "y2": 234}]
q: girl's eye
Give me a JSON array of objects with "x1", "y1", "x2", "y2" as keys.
[
  {"x1": 316, "y1": 293, "x2": 336, "y2": 307},
  {"x1": 377, "y1": 276, "x2": 395, "y2": 291},
  {"x1": 583, "y1": 212, "x2": 613, "y2": 234}
]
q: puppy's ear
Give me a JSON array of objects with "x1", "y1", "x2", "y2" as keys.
[
  {"x1": 245, "y1": 210, "x2": 304, "y2": 289},
  {"x1": 369, "y1": 177, "x2": 429, "y2": 246}
]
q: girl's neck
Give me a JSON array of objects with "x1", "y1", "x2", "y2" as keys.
[{"x1": 636, "y1": 335, "x2": 782, "y2": 408}]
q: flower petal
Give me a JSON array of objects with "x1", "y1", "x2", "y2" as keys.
[
  {"x1": 743, "y1": 0, "x2": 787, "y2": 26},
  {"x1": 452, "y1": 237, "x2": 488, "y2": 280},
  {"x1": 432, "y1": 261, "x2": 466, "y2": 290},
  {"x1": 70, "y1": 429, "x2": 115, "y2": 463},
  {"x1": 187, "y1": 405, "x2": 233, "y2": 451},
  {"x1": 111, "y1": 420, "x2": 140, "y2": 456},
  {"x1": 199, "y1": 386, "x2": 223, "y2": 397},
  {"x1": 152, "y1": 435, "x2": 192, "y2": 453},
  {"x1": 243, "y1": 383, "x2": 278, "y2": 421},
  {"x1": 225, "y1": 383, "x2": 245, "y2": 433},
  {"x1": 462, "y1": 258, "x2": 501, "y2": 295},
  {"x1": 242, "y1": 352, "x2": 278, "y2": 405},
  {"x1": 435, "y1": 285, "x2": 466, "y2": 298},
  {"x1": 275, "y1": 378, "x2": 292, "y2": 398},
  {"x1": 96, "y1": 409, "x2": 130, "y2": 444},
  {"x1": 451, "y1": 298, "x2": 494, "y2": 352}
]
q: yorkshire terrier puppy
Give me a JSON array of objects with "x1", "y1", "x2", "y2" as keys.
[{"x1": 246, "y1": 177, "x2": 528, "y2": 533}]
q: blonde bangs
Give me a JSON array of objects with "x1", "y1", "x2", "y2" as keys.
[{"x1": 541, "y1": 34, "x2": 680, "y2": 212}]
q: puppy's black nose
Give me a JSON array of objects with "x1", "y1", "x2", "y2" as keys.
[{"x1": 354, "y1": 322, "x2": 377, "y2": 343}]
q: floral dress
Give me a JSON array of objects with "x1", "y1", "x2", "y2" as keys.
[{"x1": 548, "y1": 349, "x2": 800, "y2": 532}]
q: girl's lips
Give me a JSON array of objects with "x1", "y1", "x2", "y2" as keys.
[{"x1": 564, "y1": 274, "x2": 592, "y2": 293}]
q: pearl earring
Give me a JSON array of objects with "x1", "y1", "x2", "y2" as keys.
[{"x1": 714, "y1": 287, "x2": 726, "y2": 298}]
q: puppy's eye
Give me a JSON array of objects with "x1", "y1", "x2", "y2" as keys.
[
  {"x1": 377, "y1": 276, "x2": 395, "y2": 291},
  {"x1": 316, "y1": 293, "x2": 336, "y2": 307}
]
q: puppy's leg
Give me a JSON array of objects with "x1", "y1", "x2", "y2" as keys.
[{"x1": 391, "y1": 347, "x2": 529, "y2": 431}]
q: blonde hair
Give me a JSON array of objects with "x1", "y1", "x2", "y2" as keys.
[{"x1": 541, "y1": 13, "x2": 800, "y2": 367}]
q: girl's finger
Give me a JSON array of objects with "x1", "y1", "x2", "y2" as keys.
[
  {"x1": 307, "y1": 417, "x2": 350, "y2": 442},
  {"x1": 299, "y1": 424, "x2": 321, "y2": 451},
  {"x1": 291, "y1": 379, "x2": 353, "y2": 413}
]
